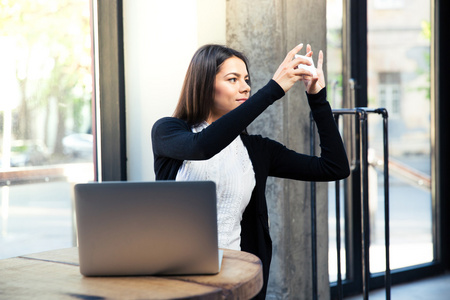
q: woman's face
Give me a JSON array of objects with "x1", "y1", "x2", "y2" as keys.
[{"x1": 207, "y1": 56, "x2": 251, "y2": 123}]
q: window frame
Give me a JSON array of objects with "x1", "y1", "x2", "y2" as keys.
[{"x1": 91, "y1": 0, "x2": 127, "y2": 182}]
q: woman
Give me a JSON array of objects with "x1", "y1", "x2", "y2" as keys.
[{"x1": 151, "y1": 43, "x2": 350, "y2": 299}]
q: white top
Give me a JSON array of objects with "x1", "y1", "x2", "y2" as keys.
[{"x1": 176, "y1": 122, "x2": 256, "y2": 250}]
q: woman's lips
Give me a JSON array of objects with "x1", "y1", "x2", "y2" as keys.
[{"x1": 236, "y1": 98, "x2": 248, "y2": 103}]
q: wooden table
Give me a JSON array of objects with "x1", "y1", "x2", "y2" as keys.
[{"x1": 0, "y1": 247, "x2": 263, "y2": 299}]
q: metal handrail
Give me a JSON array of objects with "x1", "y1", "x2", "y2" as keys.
[{"x1": 310, "y1": 107, "x2": 391, "y2": 300}]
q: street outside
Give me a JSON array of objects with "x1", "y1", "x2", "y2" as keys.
[
  {"x1": 328, "y1": 154, "x2": 433, "y2": 282},
  {"x1": 0, "y1": 181, "x2": 75, "y2": 259}
]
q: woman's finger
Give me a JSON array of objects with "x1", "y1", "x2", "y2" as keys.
[
  {"x1": 317, "y1": 50, "x2": 324, "y2": 70},
  {"x1": 283, "y1": 43, "x2": 304, "y2": 64},
  {"x1": 293, "y1": 66, "x2": 313, "y2": 77}
]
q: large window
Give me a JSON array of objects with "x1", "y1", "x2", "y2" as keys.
[
  {"x1": 326, "y1": 0, "x2": 435, "y2": 296},
  {"x1": 367, "y1": 0, "x2": 432, "y2": 272},
  {"x1": 0, "y1": 0, "x2": 94, "y2": 259}
]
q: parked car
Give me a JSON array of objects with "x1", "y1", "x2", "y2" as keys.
[{"x1": 62, "y1": 133, "x2": 93, "y2": 158}]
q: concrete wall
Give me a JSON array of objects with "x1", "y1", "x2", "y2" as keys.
[
  {"x1": 123, "y1": 1, "x2": 329, "y2": 298},
  {"x1": 226, "y1": 1, "x2": 329, "y2": 299}
]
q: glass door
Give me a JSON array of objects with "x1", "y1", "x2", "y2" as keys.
[
  {"x1": 367, "y1": 0, "x2": 433, "y2": 273},
  {"x1": 326, "y1": 0, "x2": 435, "y2": 297}
]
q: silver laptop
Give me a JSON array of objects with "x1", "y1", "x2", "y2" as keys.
[{"x1": 74, "y1": 180, "x2": 222, "y2": 276}]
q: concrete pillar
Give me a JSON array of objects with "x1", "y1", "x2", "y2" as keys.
[{"x1": 226, "y1": 1, "x2": 329, "y2": 299}]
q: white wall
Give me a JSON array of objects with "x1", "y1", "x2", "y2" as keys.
[{"x1": 123, "y1": 0, "x2": 225, "y2": 181}]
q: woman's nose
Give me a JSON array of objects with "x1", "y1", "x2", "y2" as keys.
[{"x1": 241, "y1": 80, "x2": 251, "y2": 93}]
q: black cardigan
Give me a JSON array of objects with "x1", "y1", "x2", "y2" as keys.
[{"x1": 151, "y1": 80, "x2": 350, "y2": 299}]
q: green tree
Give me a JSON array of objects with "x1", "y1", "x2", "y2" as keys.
[
  {"x1": 0, "y1": 0, "x2": 92, "y2": 156},
  {"x1": 417, "y1": 20, "x2": 431, "y2": 101}
]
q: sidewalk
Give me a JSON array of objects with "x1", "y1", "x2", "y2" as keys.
[{"x1": 0, "y1": 181, "x2": 74, "y2": 259}]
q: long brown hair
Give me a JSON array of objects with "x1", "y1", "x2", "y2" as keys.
[{"x1": 173, "y1": 44, "x2": 251, "y2": 126}]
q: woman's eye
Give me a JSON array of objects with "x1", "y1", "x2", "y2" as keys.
[{"x1": 229, "y1": 78, "x2": 237, "y2": 83}]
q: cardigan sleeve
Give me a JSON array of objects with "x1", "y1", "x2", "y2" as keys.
[
  {"x1": 151, "y1": 80, "x2": 285, "y2": 161},
  {"x1": 267, "y1": 88, "x2": 350, "y2": 181}
]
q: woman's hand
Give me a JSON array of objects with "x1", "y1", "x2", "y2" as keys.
[
  {"x1": 272, "y1": 43, "x2": 316, "y2": 93},
  {"x1": 301, "y1": 44, "x2": 326, "y2": 95}
]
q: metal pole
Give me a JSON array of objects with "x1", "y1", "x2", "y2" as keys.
[
  {"x1": 377, "y1": 108, "x2": 391, "y2": 300},
  {"x1": 358, "y1": 109, "x2": 370, "y2": 300},
  {"x1": 334, "y1": 114, "x2": 344, "y2": 300}
]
